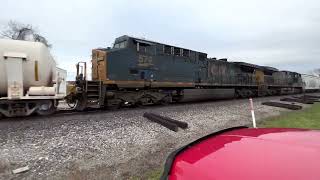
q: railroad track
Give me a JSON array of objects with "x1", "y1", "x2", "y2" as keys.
[
  {"x1": 44, "y1": 93, "x2": 316, "y2": 117},
  {"x1": 1, "y1": 93, "x2": 319, "y2": 121}
]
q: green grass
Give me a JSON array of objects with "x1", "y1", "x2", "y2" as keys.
[
  {"x1": 130, "y1": 169, "x2": 162, "y2": 180},
  {"x1": 259, "y1": 103, "x2": 320, "y2": 129},
  {"x1": 145, "y1": 169, "x2": 162, "y2": 180}
]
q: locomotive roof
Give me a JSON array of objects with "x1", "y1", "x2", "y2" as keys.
[
  {"x1": 301, "y1": 73, "x2": 320, "y2": 77},
  {"x1": 233, "y1": 62, "x2": 280, "y2": 73},
  {"x1": 114, "y1": 35, "x2": 207, "y2": 55},
  {"x1": 232, "y1": 62, "x2": 263, "y2": 69},
  {"x1": 115, "y1": 35, "x2": 158, "y2": 45},
  {"x1": 280, "y1": 70, "x2": 300, "y2": 74},
  {"x1": 261, "y1": 66, "x2": 279, "y2": 72}
]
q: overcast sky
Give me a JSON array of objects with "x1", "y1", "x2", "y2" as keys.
[{"x1": 1, "y1": 0, "x2": 319, "y2": 79}]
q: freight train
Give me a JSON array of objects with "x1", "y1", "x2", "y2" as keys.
[
  {"x1": 0, "y1": 36, "x2": 318, "y2": 118},
  {"x1": 67, "y1": 35, "x2": 305, "y2": 111}
]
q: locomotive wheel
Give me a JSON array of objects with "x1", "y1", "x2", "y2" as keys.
[
  {"x1": 135, "y1": 95, "x2": 155, "y2": 107},
  {"x1": 159, "y1": 96, "x2": 172, "y2": 105},
  {"x1": 108, "y1": 102, "x2": 122, "y2": 110},
  {"x1": 107, "y1": 98, "x2": 123, "y2": 110},
  {"x1": 133, "y1": 101, "x2": 144, "y2": 108},
  {"x1": 133, "y1": 99, "x2": 151, "y2": 108},
  {"x1": 160, "y1": 100, "x2": 169, "y2": 106},
  {"x1": 37, "y1": 101, "x2": 57, "y2": 116},
  {"x1": 236, "y1": 89, "x2": 247, "y2": 98}
]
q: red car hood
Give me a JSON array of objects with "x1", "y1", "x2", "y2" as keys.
[{"x1": 162, "y1": 127, "x2": 320, "y2": 180}]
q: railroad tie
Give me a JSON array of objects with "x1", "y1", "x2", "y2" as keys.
[
  {"x1": 143, "y1": 113, "x2": 179, "y2": 132},
  {"x1": 304, "y1": 95, "x2": 320, "y2": 99},
  {"x1": 261, "y1": 101, "x2": 302, "y2": 110},
  {"x1": 292, "y1": 96, "x2": 320, "y2": 102},
  {"x1": 280, "y1": 98, "x2": 314, "y2": 104},
  {"x1": 147, "y1": 113, "x2": 188, "y2": 129}
]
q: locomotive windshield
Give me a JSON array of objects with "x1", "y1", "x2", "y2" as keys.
[{"x1": 113, "y1": 40, "x2": 127, "y2": 49}]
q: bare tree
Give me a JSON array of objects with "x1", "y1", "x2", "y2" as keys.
[{"x1": 1, "y1": 20, "x2": 51, "y2": 48}]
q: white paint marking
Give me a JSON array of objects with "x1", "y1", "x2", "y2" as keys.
[{"x1": 249, "y1": 98, "x2": 257, "y2": 128}]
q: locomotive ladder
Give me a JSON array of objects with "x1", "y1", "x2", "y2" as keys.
[
  {"x1": 74, "y1": 62, "x2": 105, "y2": 110},
  {"x1": 85, "y1": 80, "x2": 103, "y2": 108}
]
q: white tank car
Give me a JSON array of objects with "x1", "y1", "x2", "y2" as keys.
[
  {"x1": 301, "y1": 74, "x2": 320, "y2": 92},
  {"x1": 0, "y1": 39, "x2": 56, "y2": 96},
  {"x1": 0, "y1": 39, "x2": 66, "y2": 118}
]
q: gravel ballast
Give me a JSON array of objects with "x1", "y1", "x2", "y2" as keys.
[{"x1": 0, "y1": 95, "x2": 315, "y2": 179}]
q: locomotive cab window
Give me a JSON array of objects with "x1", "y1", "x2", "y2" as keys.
[
  {"x1": 155, "y1": 44, "x2": 163, "y2": 55},
  {"x1": 182, "y1": 49, "x2": 190, "y2": 57},
  {"x1": 114, "y1": 40, "x2": 127, "y2": 49},
  {"x1": 174, "y1": 47, "x2": 181, "y2": 56},
  {"x1": 164, "y1": 45, "x2": 172, "y2": 55},
  {"x1": 199, "y1": 53, "x2": 207, "y2": 61},
  {"x1": 134, "y1": 39, "x2": 154, "y2": 53},
  {"x1": 136, "y1": 42, "x2": 149, "y2": 53}
]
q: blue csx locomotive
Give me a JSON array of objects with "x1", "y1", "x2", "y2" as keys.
[{"x1": 70, "y1": 35, "x2": 303, "y2": 110}]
